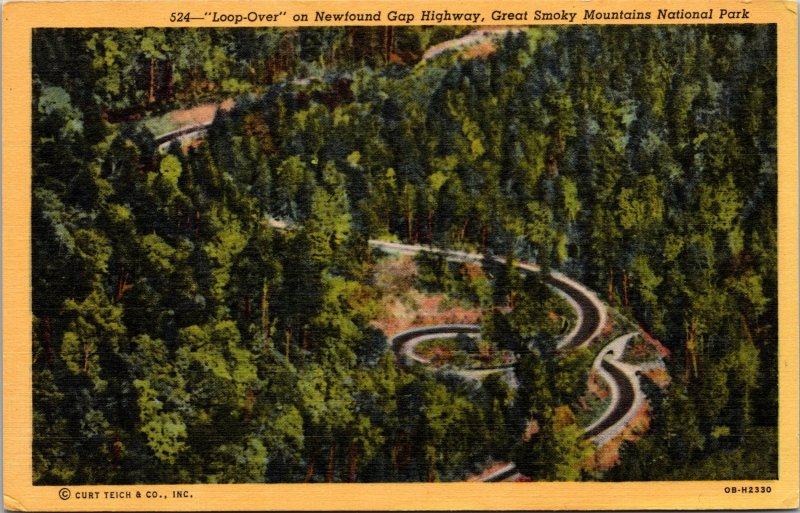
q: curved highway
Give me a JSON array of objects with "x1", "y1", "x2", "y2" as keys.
[
  {"x1": 585, "y1": 360, "x2": 635, "y2": 437},
  {"x1": 154, "y1": 89, "x2": 643, "y2": 484},
  {"x1": 390, "y1": 324, "x2": 482, "y2": 366},
  {"x1": 372, "y1": 240, "x2": 644, "y2": 477},
  {"x1": 371, "y1": 240, "x2": 607, "y2": 351},
  {"x1": 421, "y1": 28, "x2": 524, "y2": 61},
  {"x1": 147, "y1": 96, "x2": 639, "y2": 469},
  {"x1": 479, "y1": 462, "x2": 522, "y2": 482},
  {"x1": 155, "y1": 122, "x2": 213, "y2": 152},
  {"x1": 541, "y1": 272, "x2": 604, "y2": 350},
  {"x1": 583, "y1": 332, "x2": 645, "y2": 445}
]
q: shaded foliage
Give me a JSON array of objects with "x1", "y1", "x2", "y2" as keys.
[{"x1": 33, "y1": 25, "x2": 776, "y2": 483}]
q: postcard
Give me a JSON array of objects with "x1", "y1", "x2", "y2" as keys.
[{"x1": 3, "y1": 0, "x2": 798, "y2": 510}]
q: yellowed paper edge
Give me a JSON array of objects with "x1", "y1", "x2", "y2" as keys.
[{"x1": 3, "y1": 1, "x2": 798, "y2": 509}]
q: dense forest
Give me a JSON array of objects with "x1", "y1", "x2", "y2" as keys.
[{"x1": 32, "y1": 25, "x2": 777, "y2": 484}]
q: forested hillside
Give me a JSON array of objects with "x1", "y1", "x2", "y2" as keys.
[{"x1": 32, "y1": 25, "x2": 777, "y2": 484}]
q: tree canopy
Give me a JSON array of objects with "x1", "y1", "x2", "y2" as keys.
[{"x1": 32, "y1": 25, "x2": 777, "y2": 484}]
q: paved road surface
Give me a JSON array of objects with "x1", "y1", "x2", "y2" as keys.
[
  {"x1": 155, "y1": 88, "x2": 643, "y2": 483},
  {"x1": 372, "y1": 241, "x2": 643, "y2": 479},
  {"x1": 583, "y1": 332, "x2": 644, "y2": 445},
  {"x1": 371, "y1": 241, "x2": 607, "y2": 351},
  {"x1": 544, "y1": 274, "x2": 602, "y2": 350},
  {"x1": 585, "y1": 360, "x2": 635, "y2": 437}
]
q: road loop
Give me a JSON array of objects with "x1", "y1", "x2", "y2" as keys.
[{"x1": 371, "y1": 240, "x2": 641, "y2": 453}]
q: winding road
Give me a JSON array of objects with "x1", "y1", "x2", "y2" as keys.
[
  {"x1": 535, "y1": 269, "x2": 605, "y2": 350},
  {"x1": 389, "y1": 324, "x2": 482, "y2": 366},
  {"x1": 155, "y1": 122, "x2": 214, "y2": 152},
  {"x1": 389, "y1": 324, "x2": 517, "y2": 382},
  {"x1": 371, "y1": 240, "x2": 644, "y2": 477},
  {"x1": 421, "y1": 28, "x2": 524, "y2": 61},
  {"x1": 583, "y1": 332, "x2": 645, "y2": 444},
  {"x1": 153, "y1": 108, "x2": 646, "y2": 478},
  {"x1": 372, "y1": 240, "x2": 608, "y2": 354},
  {"x1": 587, "y1": 361, "x2": 635, "y2": 437}
]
